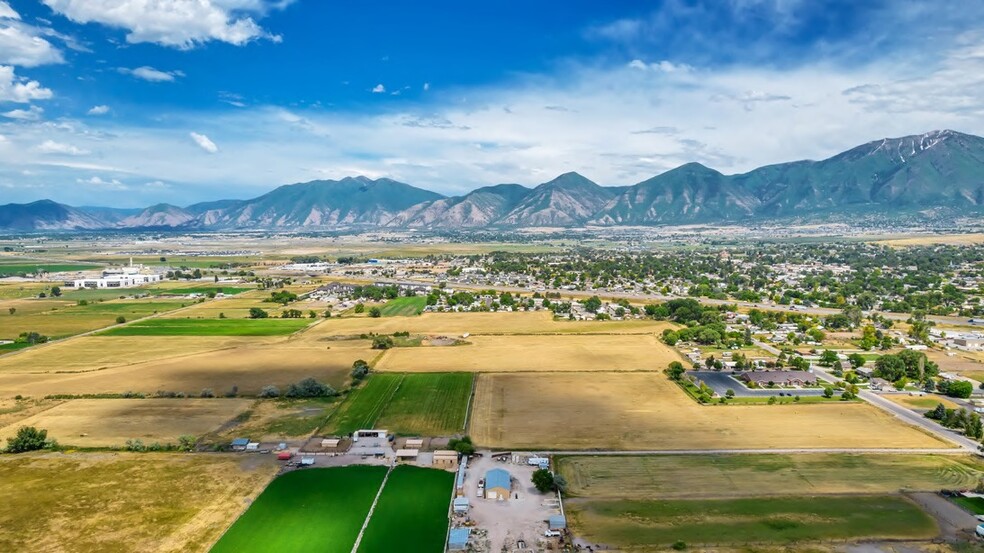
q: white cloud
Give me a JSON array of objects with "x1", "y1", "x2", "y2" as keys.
[
  {"x1": 0, "y1": 65, "x2": 53, "y2": 102},
  {"x1": 627, "y1": 59, "x2": 693, "y2": 73},
  {"x1": 0, "y1": 2, "x2": 19, "y2": 19},
  {"x1": 41, "y1": 0, "x2": 283, "y2": 49},
  {"x1": 189, "y1": 131, "x2": 218, "y2": 153},
  {"x1": 87, "y1": 105, "x2": 110, "y2": 115},
  {"x1": 372, "y1": 84, "x2": 385, "y2": 94},
  {"x1": 2, "y1": 105, "x2": 42, "y2": 120},
  {"x1": 119, "y1": 66, "x2": 184, "y2": 82},
  {"x1": 0, "y1": 22, "x2": 64, "y2": 67},
  {"x1": 36, "y1": 139, "x2": 88, "y2": 156},
  {"x1": 77, "y1": 175, "x2": 127, "y2": 190}
]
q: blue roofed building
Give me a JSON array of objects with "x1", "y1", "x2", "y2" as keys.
[
  {"x1": 448, "y1": 527, "x2": 470, "y2": 550},
  {"x1": 485, "y1": 468, "x2": 511, "y2": 500},
  {"x1": 549, "y1": 514, "x2": 567, "y2": 530}
]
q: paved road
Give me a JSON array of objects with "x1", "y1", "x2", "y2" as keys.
[
  {"x1": 907, "y1": 492, "x2": 979, "y2": 542},
  {"x1": 811, "y1": 365, "x2": 981, "y2": 452},
  {"x1": 545, "y1": 448, "x2": 965, "y2": 455}
]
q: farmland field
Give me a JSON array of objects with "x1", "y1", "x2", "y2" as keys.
[
  {"x1": 379, "y1": 296, "x2": 426, "y2": 316},
  {"x1": 325, "y1": 372, "x2": 472, "y2": 436},
  {"x1": 0, "y1": 299, "x2": 190, "y2": 340},
  {"x1": 558, "y1": 454, "x2": 984, "y2": 499},
  {"x1": 0, "y1": 262, "x2": 101, "y2": 276},
  {"x1": 375, "y1": 373, "x2": 473, "y2": 435},
  {"x1": 358, "y1": 466, "x2": 454, "y2": 553},
  {"x1": 375, "y1": 334, "x2": 679, "y2": 372},
  {"x1": 99, "y1": 317, "x2": 312, "y2": 336},
  {"x1": 324, "y1": 373, "x2": 403, "y2": 434},
  {"x1": 211, "y1": 465, "x2": 387, "y2": 553},
  {"x1": 0, "y1": 398, "x2": 252, "y2": 447},
  {"x1": 469, "y1": 372, "x2": 948, "y2": 450},
  {"x1": 0, "y1": 337, "x2": 361, "y2": 396},
  {"x1": 0, "y1": 452, "x2": 278, "y2": 553},
  {"x1": 307, "y1": 311, "x2": 679, "y2": 338},
  {"x1": 567, "y1": 495, "x2": 937, "y2": 548}
]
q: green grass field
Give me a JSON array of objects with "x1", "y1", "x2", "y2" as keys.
[
  {"x1": 324, "y1": 373, "x2": 472, "y2": 436},
  {"x1": 379, "y1": 297, "x2": 426, "y2": 317},
  {"x1": 0, "y1": 342, "x2": 30, "y2": 353},
  {"x1": 376, "y1": 373, "x2": 472, "y2": 435},
  {"x1": 953, "y1": 495, "x2": 984, "y2": 515},
  {"x1": 358, "y1": 466, "x2": 453, "y2": 553},
  {"x1": 324, "y1": 374, "x2": 404, "y2": 435},
  {"x1": 98, "y1": 317, "x2": 311, "y2": 336},
  {"x1": 568, "y1": 495, "x2": 937, "y2": 548},
  {"x1": 0, "y1": 263, "x2": 101, "y2": 276},
  {"x1": 210, "y1": 466, "x2": 387, "y2": 553}
]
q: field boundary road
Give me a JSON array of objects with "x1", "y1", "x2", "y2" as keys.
[{"x1": 350, "y1": 465, "x2": 393, "y2": 553}]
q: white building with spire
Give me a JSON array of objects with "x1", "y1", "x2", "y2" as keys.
[{"x1": 69, "y1": 259, "x2": 162, "y2": 289}]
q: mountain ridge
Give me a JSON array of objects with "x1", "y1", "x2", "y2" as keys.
[{"x1": 1, "y1": 130, "x2": 982, "y2": 230}]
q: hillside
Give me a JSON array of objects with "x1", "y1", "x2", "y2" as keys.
[{"x1": 1, "y1": 130, "x2": 982, "y2": 230}]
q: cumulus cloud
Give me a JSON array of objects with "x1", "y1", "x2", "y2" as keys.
[
  {"x1": 189, "y1": 132, "x2": 218, "y2": 153},
  {"x1": 2, "y1": 105, "x2": 43, "y2": 120},
  {"x1": 0, "y1": 65, "x2": 53, "y2": 102},
  {"x1": 77, "y1": 175, "x2": 128, "y2": 190},
  {"x1": 41, "y1": 0, "x2": 284, "y2": 49},
  {"x1": 119, "y1": 66, "x2": 184, "y2": 82},
  {"x1": 36, "y1": 139, "x2": 88, "y2": 156},
  {"x1": 87, "y1": 105, "x2": 110, "y2": 115},
  {"x1": 0, "y1": 2, "x2": 18, "y2": 19},
  {"x1": 372, "y1": 84, "x2": 385, "y2": 94}
]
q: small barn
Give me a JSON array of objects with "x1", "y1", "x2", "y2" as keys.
[
  {"x1": 448, "y1": 528, "x2": 470, "y2": 551},
  {"x1": 300, "y1": 457, "x2": 315, "y2": 466},
  {"x1": 485, "y1": 468, "x2": 511, "y2": 500},
  {"x1": 230, "y1": 438, "x2": 249, "y2": 451},
  {"x1": 433, "y1": 450, "x2": 459, "y2": 470},
  {"x1": 404, "y1": 438, "x2": 424, "y2": 449},
  {"x1": 452, "y1": 497, "x2": 470, "y2": 514},
  {"x1": 321, "y1": 438, "x2": 340, "y2": 448},
  {"x1": 395, "y1": 449, "x2": 419, "y2": 462},
  {"x1": 549, "y1": 514, "x2": 567, "y2": 530}
]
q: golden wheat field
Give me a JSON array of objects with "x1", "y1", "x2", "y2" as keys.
[
  {"x1": 306, "y1": 311, "x2": 678, "y2": 337},
  {"x1": 0, "y1": 398, "x2": 253, "y2": 447},
  {"x1": 374, "y1": 333, "x2": 682, "y2": 372},
  {"x1": 469, "y1": 372, "x2": 949, "y2": 450},
  {"x1": 0, "y1": 452, "x2": 277, "y2": 553}
]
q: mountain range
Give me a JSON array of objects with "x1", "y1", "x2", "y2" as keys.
[{"x1": 2, "y1": 130, "x2": 982, "y2": 231}]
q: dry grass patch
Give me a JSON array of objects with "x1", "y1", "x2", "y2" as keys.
[
  {"x1": 0, "y1": 341, "x2": 363, "y2": 397},
  {"x1": 885, "y1": 395, "x2": 962, "y2": 411},
  {"x1": 558, "y1": 454, "x2": 984, "y2": 499},
  {"x1": 876, "y1": 233, "x2": 984, "y2": 247},
  {"x1": 375, "y1": 334, "x2": 681, "y2": 373},
  {"x1": 469, "y1": 372, "x2": 948, "y2": 450},
  {"x1": 0, "y1": 452, "x2": 277, "y2": 553},
  {"x1": 306, "y1": 311, "x2": 677, "y2": 338},
  {"x1": 0, "y1": 335, "x2": 271, "y2": 373},
  {"x1": 0, "y1": 398, "x2": 252, "y2": 447}
]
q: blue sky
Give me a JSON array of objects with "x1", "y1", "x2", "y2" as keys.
[{"x1": 0, "y1": 0, "x2": 982, "y2": 207}]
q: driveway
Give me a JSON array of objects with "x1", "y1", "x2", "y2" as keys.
[{"x1": 689, "y1": 370, "x2": 825, "y2": 397}]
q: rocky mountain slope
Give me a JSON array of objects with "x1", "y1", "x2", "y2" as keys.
[{"x1": 1, "y1": 130, "x2": 981, "y2": 230}]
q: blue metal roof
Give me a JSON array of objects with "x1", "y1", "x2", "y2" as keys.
[
  {"x1": 448, "y1": 528, "x2": 470, "y2": 547},
  {"x1": 485, "y1": 468, "x2": 511, "y2": 491},
  {"x1": 230, "y1": 438, "x2": 249, "y2": 446},
  {"x1": 549, "y1": 514, "x2": 567, "y2": 529}
]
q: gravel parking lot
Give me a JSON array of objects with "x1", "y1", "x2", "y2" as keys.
[{"x1": 455, "y1": 451, "x2": 564, "y2": 552}]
